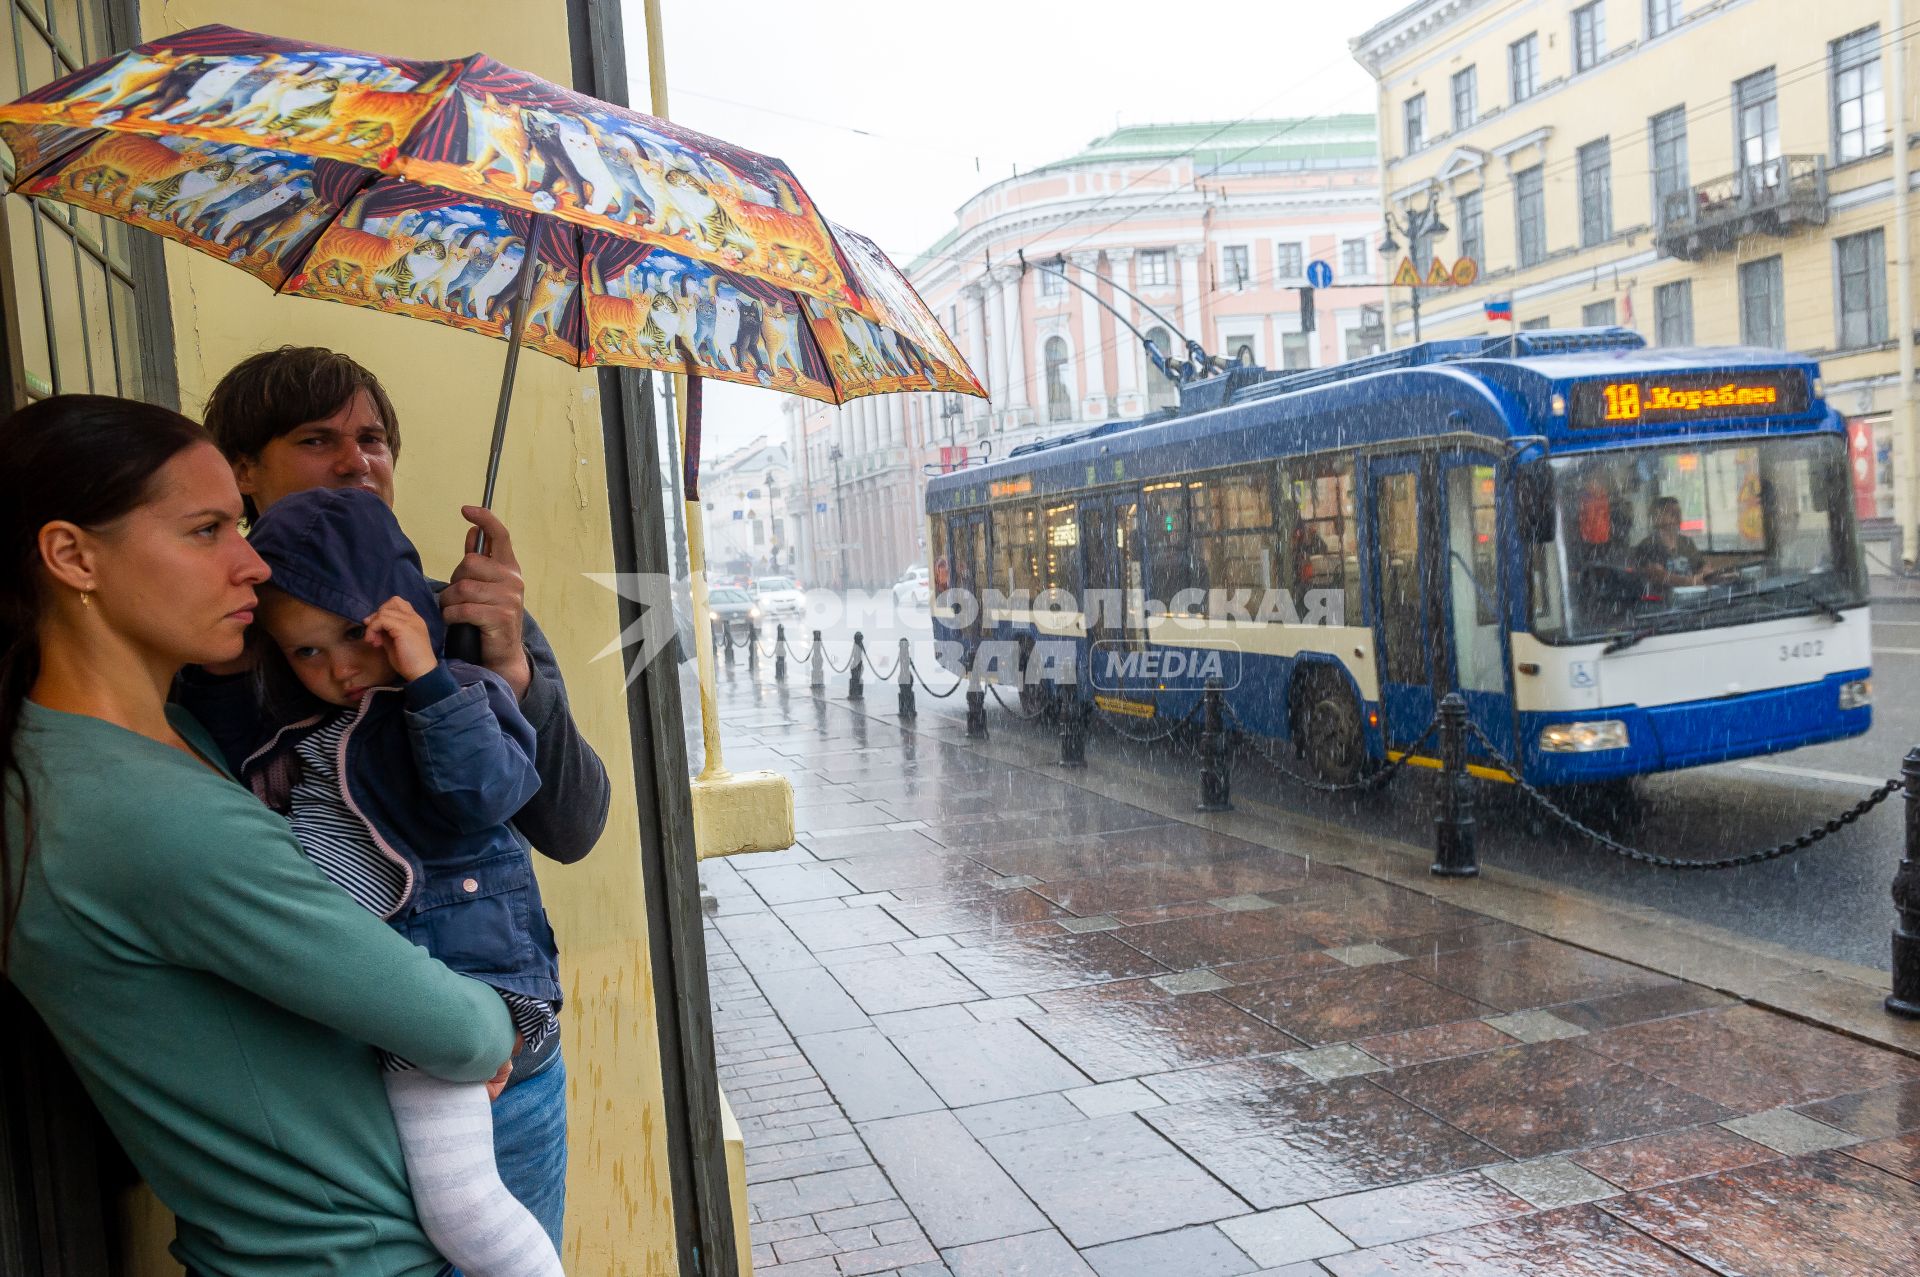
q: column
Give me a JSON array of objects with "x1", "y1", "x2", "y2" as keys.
[
  {"x1": 962, "y1": 284, "x2": 990, "y2": 430},
  {"x1": 994, "y1": 263, "x2": 1030, "y2": 426},
  {"x1": 983, "y1": 274, "x2": 1009, "y2": 428},
  {"x1": 1176, "y1": 244, "x2": 1205, "y2": 361},
  {"x1": 1068, "y1": 250, "x2": 1109, "y2": 419},
  {"x1": 1108, "y1": 250, "x2": 1144, "y2": 416}
]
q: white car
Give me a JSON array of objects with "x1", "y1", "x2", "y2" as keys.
[
  {"x1": 751, "y1": 576, "x2": 807, "y2": 618},
  {"x1": 893, "y1": 566, "x2": 930, "y2": 606}
]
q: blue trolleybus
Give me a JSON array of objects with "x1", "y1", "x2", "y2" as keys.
[{"x1": 924, "y1": 329, "x2": 1872, "y2": 788}]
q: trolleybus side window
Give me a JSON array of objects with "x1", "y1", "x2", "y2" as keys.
[
  {"x1": 992, "y1": 503, "x2": 1042, "y2": 601},
  {"x1": 929, "y1": 516, "x2": 949, "y2": 598},
  {"x1": 1376, "y1": 470, "x2": 1426, "y2": 686},
  {"x1": 1043, "y1": 502, "x2": 1082, "y2": 605},
  {"x1": 1281, "y1": 455, "x2": 1363, "y2": 625},
  {"x1": 1191, "y1": 466, "x2": 1277, "y2": 618},
  {"x1": 1143, "y1": 481, "x2": 1199, "y2": 613}
]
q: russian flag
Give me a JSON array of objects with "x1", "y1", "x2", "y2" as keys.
[{"x1": 1484, "y1": 297, "x2": 1513, "y2": 321}]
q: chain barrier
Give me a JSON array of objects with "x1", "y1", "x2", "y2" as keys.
[
  {"x1": 986, "y1": 682, "x2": 1047, "y2": 720},
  {"x1": 1224, "y1": 702, "x2": 1442, "y2": 795},
  {"x1": 781, "y1": 635, "x2": 815, "y2": 663},
  {"x1": 1461, "y1": 719, "x2": 1902, "y2": 870},
  {"x1": 906, "y1": 652, "x2": 966, "y2": 698},
  {"x1": 820, "y1": 647, "x2": 852, "y2": 674},
  {"x1": 864, "y1": 649, "x2": 900, "y2": 680}
]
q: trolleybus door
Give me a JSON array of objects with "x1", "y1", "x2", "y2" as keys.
[
  {"x1": 1369, "y1": 451, "x2": 1515, "y2": 763},
  {"x1": 1437, "y1": 450, "x2": 1517, "y2": 761},
  {"x1": 948, "y1": 510, "x2": 991, "y2": 656},
  {"x1": 1368, "y1": 454, "x2": 1441, "y2": 753},
  {"x1": 1079, "y1": 493, "x2": 1146, "y2": 694}
]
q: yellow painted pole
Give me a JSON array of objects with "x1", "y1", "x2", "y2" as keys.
[{"x1": 643, "y1": 0, "x2": 793, "y2": 857}]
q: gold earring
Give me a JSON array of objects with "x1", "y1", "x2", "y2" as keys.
[{"x1": 79, "y1": 589, "x2": 94, "y2": 608}]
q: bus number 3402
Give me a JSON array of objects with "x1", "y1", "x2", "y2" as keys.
[{"x1": 1780, "y1": 640, "x2": 1825, "y2": 660}]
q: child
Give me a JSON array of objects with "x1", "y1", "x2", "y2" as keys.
[{"x1": 238, "y1": 487, "x2": 564, "y2": 1277}]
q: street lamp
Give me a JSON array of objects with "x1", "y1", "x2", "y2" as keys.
[
  {"x1": 938, "y1": 394, "x2": 965, "y2": 470},
  {"x1": 1379, "y1": 188, "x2": 1450, "y2": 343},
  {"x1": 829, "y1": 442, "x2": 849, "y2": 590}
]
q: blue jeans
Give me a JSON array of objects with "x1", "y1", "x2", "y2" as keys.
[{"x1": 493, "y1": 1047, "x2": 568, "y2": 1252}]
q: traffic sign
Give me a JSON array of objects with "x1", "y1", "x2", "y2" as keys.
[
  {"x1": 1425, "y1": 256, "x2": 1452, "y2": 286},
  {"x1": 1392, "y1": 257, "x2": 1421, "y2": 287},
  {"x1": 815, "y1": 501, "x2": 828, "y2": 513},
  {"x1": 1305, "y1": 259, "x2": 1333, "y2": 288},
  {"x1": 1451, "y1": 256, "x2": 1479, "y2": 286}
]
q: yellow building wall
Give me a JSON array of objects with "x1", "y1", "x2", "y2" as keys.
[
  {"x1": 1366, "y1": 0, "x2": 1917, "y2": 395},
  {"x1": 124, "y1": 2, "x2": 679, "y2": 1272}
]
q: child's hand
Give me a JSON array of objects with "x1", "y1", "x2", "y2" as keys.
[{"x1": 364, "y1": 596, "x2": 437, "y2": 682}]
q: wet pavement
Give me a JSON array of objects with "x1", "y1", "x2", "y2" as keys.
[{"x1": 695, "y1": 661, "x2": 1920, "y2": 1275}]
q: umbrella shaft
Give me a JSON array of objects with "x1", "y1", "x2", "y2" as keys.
[{"x1": 477, "y1": 217, "x2": 551, "y2": 547}]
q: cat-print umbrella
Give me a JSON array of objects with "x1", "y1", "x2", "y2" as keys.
[{"x1": 0, "y1": 22, "x2": 985, "y2": 503}]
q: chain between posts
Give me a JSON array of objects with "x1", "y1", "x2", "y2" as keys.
[
  {"x1": 906, "y1": 651, "x2": 966, "y2": 698},
  {"x1": 1462, "y1": 719, "x2": 1902, "y2": 870},
  {"x1": 1090, "y1": 697, "x2": 1203, "y2": 744},
  {"x1": 986, "y1": 683, "x2": 1047, "y2": 720}
]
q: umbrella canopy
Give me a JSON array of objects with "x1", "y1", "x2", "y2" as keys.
[{"x1": 0, "y1": 24, "x2": 984, "y2": 406}]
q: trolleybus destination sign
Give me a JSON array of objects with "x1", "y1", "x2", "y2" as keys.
[{"x1": 1566, "y1": 370, "x2": 1811, "y2": 427}]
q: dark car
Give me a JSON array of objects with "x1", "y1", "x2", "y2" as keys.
[{"x1": 706, "y1": 586, "x2": 760, "y2": 645}]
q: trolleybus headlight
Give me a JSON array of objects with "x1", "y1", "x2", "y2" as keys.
[
  {"x1": 1538, "y1": 720, "x2": 1630, "y2": 752},
  {"x1": 1839, "y1": 679, "x2": 1872, "y2": 710}
]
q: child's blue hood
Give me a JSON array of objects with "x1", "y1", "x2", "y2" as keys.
[{"x1": 248, "y1": 487, "x2": 445, "y2": 651}]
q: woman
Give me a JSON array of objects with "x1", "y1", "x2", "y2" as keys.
[{"x1": 1, "y1": 395, "x2": 517, "y2": 1277}]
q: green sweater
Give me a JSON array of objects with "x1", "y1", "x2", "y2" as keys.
[{"x1": 5, "y1": 702, "x2": 517, "y2": 1277}]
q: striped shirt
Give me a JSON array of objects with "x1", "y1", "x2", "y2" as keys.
[{"x1": 286, "y1": 709, "x2": 558, "y2": 1071}]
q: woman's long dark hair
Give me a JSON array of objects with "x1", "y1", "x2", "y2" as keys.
[{"x1": 1, "y1": 394, "x2": 209, "y2": 965}]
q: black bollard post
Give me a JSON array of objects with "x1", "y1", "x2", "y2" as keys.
[
  {"x1": 810, "y1": 629, "x2": 825, "y2": 690},
  {"x1": 1887, "y1": 747, "x2": 1920, "y2": 1017},
  {"x1": 721, "y1": 624, "x2": 735, "y2": 668},
  {"x1": 848, "y1": 631, "x2": 865, "y2": 701},
  {"x1": 1431, "y1": 692, "x2": 1479, "y2": 878},
  {"x1": 1058, "y1": 686, "x2": 1087, "y2": 767},
  {"x1": 964, "y1": 655, "x2": 988, "y2": 739},
  {"x1": 775, "y1": 623, "x2": 788, "y2": 682},
  {"x1": 897, "y1": 638, "x2": 916, "y2": 720},
  {"x1": 747, "y1": 623, "x2": 760, "y2": 676},
  {"x1": 1197, "y1": 679, "x2": 1233, "y2": 812}
]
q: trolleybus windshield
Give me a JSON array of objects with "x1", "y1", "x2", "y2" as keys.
[{"x1": 1530, "y1": 434, "x2": 1865, "y2": 643}]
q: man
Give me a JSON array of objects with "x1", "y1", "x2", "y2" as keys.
[
  {"x1": 1630, "y1": 495, "x2": 1707, "y2": 591},
  {"x1": 190, "y1": 345, "x2": 610, "y2": 1252}
]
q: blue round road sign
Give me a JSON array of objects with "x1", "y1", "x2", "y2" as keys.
[{"x1": 1306, "y1": 260, "x2": 1334, "y2": 288}]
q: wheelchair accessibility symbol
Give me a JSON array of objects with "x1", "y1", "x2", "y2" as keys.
[{"x1": 1569, "y1": 661, "x2": 1598, "y2": 689}]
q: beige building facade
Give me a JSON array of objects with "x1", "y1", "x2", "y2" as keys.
[{"x1": 1352, "y1": 0, "x2": 1920, "y2": 569}]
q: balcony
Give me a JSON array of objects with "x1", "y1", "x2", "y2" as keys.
[{"x1": 1655, "y1": 156, "x2": 1828, "y2": 260}]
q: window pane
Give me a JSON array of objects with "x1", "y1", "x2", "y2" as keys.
[
  {"x1": 6, "y1": 206, "x2": 51, "y2": 394},
  {"x1": 38, "y1": 215, "x2": 89, "y2": 393},
  {"x1": 1143, "y1": 481, "x2": 1195, "y2": 606},
  {"x1": 77, "y1": 244, "x2": 114, "y2": 395}
]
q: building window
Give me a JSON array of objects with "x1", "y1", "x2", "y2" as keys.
[
  {"x1": 1578, "y1": 139, "x2": 1612, "y2": 246},
  {"x1": 1832, "y1": 26, "x2": 1886, "y2": 163},
  {"x1": 1647, "y1": 0, "x2": 1681, "y2": 38},
  {"x1": 1515, "y1": 165, "x2": 1546, "y2": 268},
  {"x1": 1138, "y1": 249, "x2": 1170, "y2": 287},
  {"x1": 1573, "y1": 2, "x2": 1606, "y2": 72},
  {"x1": 1835, "y1": 228, "x2": 1888, "y2": 348},
  {"x1": 1452, "y1": 67, "x2": 1478, "y2": 131},
  {"x1": 1274, "y1": 241, "x2": 1304, "y2": 281},
  {"x1": 1226, "y1": 335, "x2": 1257, "y2": 365},
  {"x1": 1651, "y1": 106, "x2": 1690, "y2": 226},
  {"x1": 1736, "y1": 68, "x2": 1780, "y2": 191},
  {"x1": 1281, "y1": 331, "x2": 1312, "y2": 369},
  {"x1": 1341, "y1": 238, "x2": 1369, "y2": 280},
  {"x1": 1404, "y1": 92, "x2": 1427, "y2": 153},
  {"x1": 1655, "y1": 280, "x2": 1694, "y2": 345},
  {"x1": 1044, "y1": 336, "x2": 1072, "y2": 422},
  {"x1": 1456, "y1": 189, "x2": 1484, "y2": 266},
  {"x1": 1509, "y1": 33, "x2": 1541, "y2": 103},
  {"x1": 1, "y1": 0, "x2": 174, "y2": 408},
  {"x1": 1221, "y1": 245, "x2": 1251, "y2": 289},
  {"x1": 1144, "y1": 325, "x2": 1179, "y2": 411},
  {"x1": 1520, "y1": 316, "x2": 1552, "y2": 331},
  {"x1": 1039, "y1": 266, "x2": 1066, "y2": 298},
  {"x1": 1582, "y1": 299, "x2": 1617, "y2": 327},
  {"x1": 1739, "y1": 255, "x2": 1785, "y2": 348}
]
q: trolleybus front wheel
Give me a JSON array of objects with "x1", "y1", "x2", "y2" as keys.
[{"x1": 1292, "y1": 671, "x2": 1367, "y2": 786}]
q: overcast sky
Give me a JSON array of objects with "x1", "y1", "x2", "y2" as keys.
[{"x1": 619, "y1": 0, "x2": 1406, "y2": 458}]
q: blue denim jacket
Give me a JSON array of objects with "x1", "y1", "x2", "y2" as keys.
[{"x1": 187, "y1": 488, "x2": 561, "y2": 1005}]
